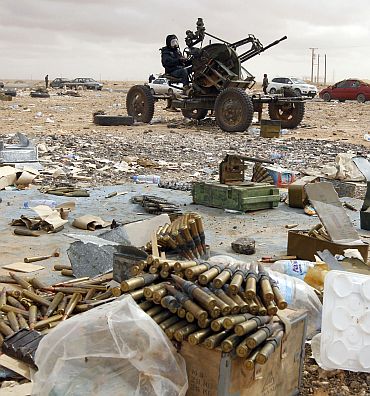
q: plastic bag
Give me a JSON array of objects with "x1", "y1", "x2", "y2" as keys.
[
  {"x1": 209, "y1": 255, "x2": 322, "y2": 337},
  {"x1": 32, "y1": 295, "x2": 188, "y2": 396}
]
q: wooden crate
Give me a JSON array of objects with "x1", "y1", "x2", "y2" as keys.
[
  {"x1": 179, "y1": 310, "x2": 307, "y2": 396},
  {"x1": 192, "y1": 182, "x2": 279, "y2": 212},
  {"x1": 260, "y1": 120, "x2": 281, "y2": 138}
]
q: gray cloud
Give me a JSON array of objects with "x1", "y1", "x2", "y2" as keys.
[{"x1": 0, "y1": 0, "x2": 369, "y2": 82}]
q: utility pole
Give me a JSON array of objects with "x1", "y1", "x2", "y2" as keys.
[
  {"x1": 317, "y1": 54, "x2": 320, "y2": 84},
  {"x1": 309, "y1": 48, "x2": 317, "y2": 83},
  {"x1": 324, "y1": 54, "x2": 327, "y2": 85}
]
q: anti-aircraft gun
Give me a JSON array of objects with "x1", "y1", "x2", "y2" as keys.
[{"x1": 126, "y1": 18, "x2": 305, "y2": 132}]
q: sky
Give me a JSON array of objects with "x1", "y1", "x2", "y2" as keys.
[{"x1": 0, "y1": 0, "x2": 369, "y2": 84}]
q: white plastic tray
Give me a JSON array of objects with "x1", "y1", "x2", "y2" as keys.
[{"x1": 320, "y1": 270, "x2": 370, "y2": 372}]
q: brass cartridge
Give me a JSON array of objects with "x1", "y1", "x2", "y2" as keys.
[
  {"x1": 61, "y1": 269, "x2": 74, "y2": 277},
  {"x1": 198, "y1": 265, "x2": 221, "y2": 285},
  {"x1": 221, "y1": 333, "x2": 244, "y2": 353},
  {"x1": 254, "y1": 295, "x2": 267, "y2": 316},
  {"x1": 45, "y1": 292, "x2": 64, "y2": 318},
  {"x1": 0, "y1": 288, "x2": 6, "y2": 306},
  {"x1": 152, "y1": 310, "x2": 172, "y2": 324},
  {"x1": 185, "y1": 263, "x2": 210, "y2": 280},
  {"x1": 121, "y1": 274, "x2": 159, "y2": 292},
  {"x1": 234, "y1": 316, "x2": 271, "y2": 337},
  {"x1": 160, "y1": 316, "x2": 180, "y2": 331},
  {"x1": 7, "y1": 296, "x2": 27, "y2": 311},
  {"x1": 177, "y1": 307, "x2": 186, "y2": 318},
  {"x1": 213, "y1": 267, "x2": 233, "y2": 289},
  {"x1": 210, "y1": 306, "x2": 221, "y2": 319},
  {"x1": 57, "y1": 296, "x2": 69, "y2": 314},
  {"x1": 210, "y1": 287, "x2": 239, "y2": 314},
  {"x1": 1, "y1": 305, "x2": 29, "y2": 317},
  {"x1": 17, "y1": 314, "x2": 29, "y2": 329},
  {"x1": 34, "y1": 314, "x2": 63, "y2": 330},
  {"x1": 153, "y1": 288, "x2": 168, "y2": 304},
  {"x1": 201, "y1": 287, "x2": 231, "y2": 316},
  {"x1": 139, "y1": 300, "x2": 154, "y2": 311},
  {"x1": 204, "y1": 329, "x2": 231, "y2": 349},
  {"x1": 0, "y1": 320, "x2": 14, "y2": 337},
  {"x1": 258, "y1": 264, "x2": 274, "y2": 302},
  {"x1": 223, "y1": 313, "x2": 253, "y2": 330},
  {"x1": 243, "y1": 348, "x2": 261, "y2": 371},
  {"x1": 256, "y1": 330, "x2": 284, "y2": 364},
  {"x1": 271, "y1": 280, "x2": 288, "y2": 310},
  {"x1": 266, "y1": 300, "x2": 278, "y2": 316},
  {"x1": 165, "y1": 320, "x2": 188, "y2": 340},
  {"x1": 85, "y1": 287, "x2": 96, "y2": 301},
  {"x1": 188, "y1": 328, "x2": 213, "y2": 345},
  {"x1": 186, "y1": 312, "x2": 195, "y2": 323},
  {"x1": 54, "y1": 264, "x2": 72, "y2": 271},
  {"x1": 245, "y1": 298, "x2": 259, "y2": 315},
  {"x1": 7, "y1": 311, "x2": 19, "y2": 332},
  {"x1": 173, "y1": 261, "x2": 197, "y2": 272},
  {"x1": 245, "y1": 263, "x2": 257, "y2": 299},
  {"x1": 236, "y1": 339, "x2": 250, "y2": 358},
  {"x1": 211, "y1": 317, "x2": 228, "y2": 332},
  {"x1": 229, "y1": 270, "x2": 245, "y2": 295},
  {"x1": 246, "y1": 323, "x2": 283, "y2": 349},
  {"x1": 146, "y1": 305, "x2": 163, "y2": 317},
  {"x1": 62, "y1": 293, "x2": 82, "y2": 320},
  {"x1": 10, "y1": 273, "x2": 34, "y2": 292},
  {"x1": 129, "y1": 288, "x2": 145, "y2": 301},
  {"x1": 174, "y1": 323, "x2": 198, "y2": 342},
  {"x1": 29, "y1": 305, "x2": 37, "y2": 328},
  {"x1": 30, "y1": 277, "x2": 48, "y2": 290}
]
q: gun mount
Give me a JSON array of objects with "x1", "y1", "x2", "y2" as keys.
[{"x1": 126, "y1": 18, "x2": 306, "y2": 132}]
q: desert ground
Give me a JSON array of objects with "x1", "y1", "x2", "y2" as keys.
[{"x1": 0, "y1": 80, "x2": 369, "y2": 395}]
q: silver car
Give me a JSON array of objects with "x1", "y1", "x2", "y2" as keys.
[
  {"x1": 147, "y1": 78, "x2": 182, "y2": 96},
  {"x1": 267, "y1": 77, "x2": 318, "y2": 97}
]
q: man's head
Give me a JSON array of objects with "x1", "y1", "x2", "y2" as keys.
[
  {"x1": 264, "y1": 74, "x2": 267, "y2": 77},
  {"x1": 166, "y1": 34, "x2": 179, "y2": 49}
]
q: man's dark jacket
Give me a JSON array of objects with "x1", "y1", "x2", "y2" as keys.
[{"x1": 161, "y1": 34, "x2": 184, "y2": 74}]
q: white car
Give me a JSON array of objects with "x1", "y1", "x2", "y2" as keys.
[
  {"x1": 267, "y1": 77, "x2": 318, "y2": 97},
  {"x1": 147, "y1": 78, "x2": 182, "y2": 96}
]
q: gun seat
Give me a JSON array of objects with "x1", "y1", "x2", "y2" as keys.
[{"x1": 159, "y1": 74, "x2": 183, "y2": 83}]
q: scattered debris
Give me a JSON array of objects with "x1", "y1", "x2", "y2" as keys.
[{"x1": 131, "y1": 195, "x2": 181, "y2": 215}]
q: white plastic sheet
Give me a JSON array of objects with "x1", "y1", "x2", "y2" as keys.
[{"x1": 32, "y1": 296, "x2": 188, "y2": 396}]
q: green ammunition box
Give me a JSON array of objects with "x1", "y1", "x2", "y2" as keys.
[
  {"x1": 192, "y1": 182, "x2": 279, "y2": 212},
  {"x1": 260, "y1": 119, "x2": 281, "y2": 138}
]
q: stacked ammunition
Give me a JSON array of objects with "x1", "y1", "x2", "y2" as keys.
[
  {"x1": 146, "y1": 213, "x2": 207, "y2": 260},
  {"x1": 0, "y1": 272, "x2": 118, "y2": 342},
  {"x1": 251, "y1": 163, "x2": 274, "y2": 184},
  {"x1": 131, "y1": 195, "x2": 181, "y2": 215},
  {"x1": 119, "y1": 259, "x2": 288, "y2": 369}
]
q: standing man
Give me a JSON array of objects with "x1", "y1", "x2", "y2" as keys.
[
  {"x1": 148, "y1": 74, "x2": 155, "y2": 83},
  {"x1": 262, "y1": 73, "x2": 268, "y2": 94},
  {"x1": 45, "y1": 74, "x2": 49, "y2": 89}
]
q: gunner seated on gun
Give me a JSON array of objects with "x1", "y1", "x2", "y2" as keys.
[{"x1": 161, "y1": 34, "x2": 192, "y2": 93}]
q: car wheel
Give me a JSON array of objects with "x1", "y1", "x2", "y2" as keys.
[
  {"x1": 357, "y1": 93, "x2": 366, "y2": 103},
  {"x1": 269, "y1": 88, "x2": 277, "y2": 94},
  {"x1": 339, "y1": 99, "x2": 345, "y2": 103},
  {"x1": 294, "y1": 88, "x2": 301, "y2": 96},
  {"x1": 322, "y1": 92, "x2": 331, "y2": 102}
]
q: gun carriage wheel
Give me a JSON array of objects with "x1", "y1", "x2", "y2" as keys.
[
  {"x1": 268, "y1": 88, "x2": 305, "y2": 129},
  {"x1": 126, "y1": 85, "x2": 155, "y2": 123},
  {"x1": 214, "y1": 87, "x2": 254, "y2": 132}
]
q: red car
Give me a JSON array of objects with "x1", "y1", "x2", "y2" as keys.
[{"x1": 319, "y1": 79, "x2": 370, "y2": 103}]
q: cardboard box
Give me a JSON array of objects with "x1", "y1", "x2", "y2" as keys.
[
  {"x1": 266, "y1": 166, "x2": 296, "y2": 188},
  {"x1": 287, "y1": 230, "x2": 369, "y2": 261},
  {"x1": 288, "y1": 176, "x2": 320, "y2": 208},
  {"x1": 180, "y1": 309, "x2": 307, "y2": 396}
]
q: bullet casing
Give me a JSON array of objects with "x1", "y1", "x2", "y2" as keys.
[
  {"x1": 152, "y1": 310, "x2": 172, "y2": 324},
  {"x1": 0, "y1": 320, "x2": 14, "y2": 337},
  {"x1": 45, "y1": 292, "x2": 64, "y2": 318},
  {"x1": 213, "y1": 269, "x2": 233, "y2": 289},
  {"x1": 17, "y1": 314, "x2": 29, "y2": 329},
  {"x1": 146, "y1": 305, "x2": 163, "y2": 317},
  {"x1": 223, "y1": 313, "x2": 253, "y2": 330},
  {"x1": 160, "y1": 316, "x2": 180, "y2": 331},
  {"x1": 7, "y1": 296, "x2": 27, "y2": 311},
  {"x1": 236, "y1": 339, "x2": 250, "y2": 358},
  {"x1": 221, "y1": 333, "x2": 243, "y2": 353},
  {"x1": 204, "y1": 329, "x2": 231, "y2": 349},
  {"x1": 7, "y1": 311, "x2": 19, "y2": 332},
  {"x1": 229, "y1": 271, "x2": 244, "y2": 295},
  {"x1": 198, "y1": 267, "x2": 220, "y2": 285},
  {"x1": 244, "y1": 348, "x2": 261, "y2": 370},
  {"x1": 188, "y1": 328, "x2": 213, "y2": 345},
  {"x1": 165, "y1": 320, "x2": 188, "y2": 339},
  {"x1": 174, "y1": 323, "x2": 198, "y2": 342}
]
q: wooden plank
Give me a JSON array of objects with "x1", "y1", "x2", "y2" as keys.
[
  {"x1": 151, "y1": 231, "x2": 159, "y2": 257},
  {"x1": 0, "y1": 354, "x2": 31, "y2": 380},
  {"x1": 2, "y1": 262, "x2": 44, "y2": 273}
]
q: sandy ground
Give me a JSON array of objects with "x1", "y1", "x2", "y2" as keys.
[{"x1": 1, "y1": 80, "x2": 370, "y2": 395}]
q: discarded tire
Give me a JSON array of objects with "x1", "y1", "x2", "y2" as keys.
[
  {"x1": 214, "y1": 87, "x2": 254, "y2": 132},
  {"x1": 126, "y1": 85, "x2": 155, "y2": 123},
  {"x1": 93, "y1": 114, "x2": 134, "y2": 126},
  {"x1": 30, "y1": 91, "x2": 50, "y2": 98},
  {"x1": 268, "y1": 88, "x2": 305, "y2": 129}
]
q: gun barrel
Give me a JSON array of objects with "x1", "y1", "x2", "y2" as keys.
[{"x1": 239, "y1": 35, "x2": 287, "y2": 63}]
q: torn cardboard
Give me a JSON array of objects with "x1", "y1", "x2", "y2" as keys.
[
  {"x1": 288, "y1": 176, "x2": 320, "y2": 208},
  {"x1": 352, "y1": 156, "x2": 370, "y2": 230},
  {"x1": 287, "y1": 182, "x2": 369, "y2": 261},
  {"x1": 305, "y1": 182, "x2": 362, "y2": 244},
  {"x1": 72, "y1": 215, "x2": 111, "y2": 231},
  {"x1": 2, "y1": 262, "x2": 45, "y2": 273}
]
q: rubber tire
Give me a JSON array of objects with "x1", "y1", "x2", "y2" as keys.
[
  {"x1": 30, "y1": 92, "x2": 50, "y2": 98},
  {"x1": 269, "y1": 88, "x2": 277, "y2": 94},
  {"x1": 322, "y1": 92, "x2": 331, "y2": 102},
  {"x1": 268, "y1": 88, "x2": 305, "y2": 129},
  {"x1": 357, "y1": 94, "x2": 366, "y2": 103},
  {"x1": 294, "y1": 88, "x2": 301, "y2": 96},
  {"x1": 339, "y1": 99, "x2": 345, "y2": 103},
  {"x1": 126, "y1": 85, "x2": 155, "y2": 123},
  {"x1": 93, "y1": 115, "x2": 134, "y2": 126},
  {"x1": 214, "y1": 87, "x2": 254, "y2": 132},
  {"x1": 181, "y1": 108, "x2": 208, "y2": 120}
]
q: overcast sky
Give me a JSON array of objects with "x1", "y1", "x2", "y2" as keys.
[{"x1": 1, "y1": 0, "x2": 369, "y2": 83}]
